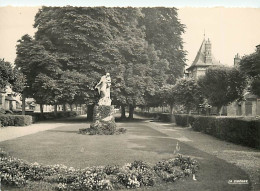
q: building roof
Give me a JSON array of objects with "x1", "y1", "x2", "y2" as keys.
[
  {"x1": 244, "y1": 92, "x2": 259, "y2": 100},
  {"x1": 187, "y1": 38, "x2": 222, "y2": 71}
]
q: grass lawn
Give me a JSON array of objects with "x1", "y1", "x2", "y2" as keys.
[{"x1": 0, "y1": 119, "x2": 251, "y2": 191}]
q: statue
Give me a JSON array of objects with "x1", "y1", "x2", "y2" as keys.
[
  {"x1": 95, "y1": 73, "x2": 111, "y2": 106},
  {"x1": 79, "y1": 72, "x2": 123, "y2": 135}
]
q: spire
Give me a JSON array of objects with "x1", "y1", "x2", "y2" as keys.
[{"x1": 203, "y1": 29, "x2": 205, "y2": 39}]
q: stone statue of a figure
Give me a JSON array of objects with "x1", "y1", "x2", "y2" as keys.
[{"x1": 95, "y1": 73, "x2": 111, "y2": 106}]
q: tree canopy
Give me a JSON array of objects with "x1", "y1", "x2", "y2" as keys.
[
  {"x1": 15, "y1": 7, "x2": 186, "y2": 118},
  {"x1": 174, "y1": 78, "x2": 202, "y2": 113},
  {"x1": 239, "y1": 48, "x2": 260, "y2": 96},
  {"x1": 0, "y1": 59, "x2": 14, "y2": 91},
  {"x1": 198, "y1": 66, "x2": 246, "y2": 114}
]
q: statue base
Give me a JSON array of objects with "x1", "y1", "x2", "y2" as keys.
[
  {"x1": 79, "y1": 105, "x2": 117, "y2": 135},
  {"x1": 98, "y1": 97, "x2": 111, "y2": 106}
]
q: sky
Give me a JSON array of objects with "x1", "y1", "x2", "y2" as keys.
[
  {"x1": 0, "y1": 0, "x2": 260, "y2": 7},
  {"x1": 0, "y1": 1, "x2": 260, "y2": 68}
]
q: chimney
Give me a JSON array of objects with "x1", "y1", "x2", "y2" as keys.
[
  {"x1": 234, "y1": 53, "x2": 241, "y2": 67},
  {"x1": 205, "y1": 38, "x2": 212, "y2": 63},
  {"x1": 256, "y1": 44, "x2": 260, "y2": 53}
]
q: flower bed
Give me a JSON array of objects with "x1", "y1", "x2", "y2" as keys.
[{"x1": 0, "y1": 149, "x2": 199, "y2": 190}]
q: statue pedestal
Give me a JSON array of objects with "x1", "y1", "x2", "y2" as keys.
[{"x1": 89, "y1": 105, "x2": 116, "y2": 135}]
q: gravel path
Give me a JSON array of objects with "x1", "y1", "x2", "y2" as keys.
[
  {"x1": 146, "y1": 119, "x2": 260, "y2": 191},
  {"x1": 0, "y1": 115, "x2": 87, "y2": 142}
]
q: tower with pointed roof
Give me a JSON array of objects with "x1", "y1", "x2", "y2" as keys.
[{"x1": 186, "y1": 36, "x2": 222, "y2": 80}]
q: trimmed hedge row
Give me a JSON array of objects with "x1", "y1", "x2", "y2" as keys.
[
  {"x1": 174, "y1": 114, "x2": 190, "y2": 127},
  {"x1": 31, "y1": 111, "x2": 80, "y2": 122},
  {"x1": 0, "y1": 115, "x2": 32, "y2": 127},
  {"x1": 174, "y1": 114, "x2": 260, "y2": 149}
]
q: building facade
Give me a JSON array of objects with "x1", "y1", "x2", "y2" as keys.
[
  {"x1": 226, "y1": 45, "x2": 260, "y2": 117},
  {"x1": 0, "y1": 87, "x2": 21, "y2": 112}
]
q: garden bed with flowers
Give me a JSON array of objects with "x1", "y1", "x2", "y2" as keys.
[{"x1": 0, "y1": 149, "x2": 199, "y2": 190}]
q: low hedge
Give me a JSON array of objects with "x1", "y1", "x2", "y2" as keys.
[
  {"x1": 174, "y1": 114, "x2": 260, "y2": 149},
  {"x1": 174, "y1": 114, "x2": 189, "y2": 127},
  {"x1": 31, "y1": 111, "x2": 80, "y2": 122},
  {"x1": 0, "y1": 115, "x2": 32, "y2": 127},
  {"x1": 191, "y1": 116, "x2": 260, "y2": 149}
]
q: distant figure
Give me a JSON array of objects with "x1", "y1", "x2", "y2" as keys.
[{"x1": 95, "y1": 73, "x2": 111, "y2": 106}]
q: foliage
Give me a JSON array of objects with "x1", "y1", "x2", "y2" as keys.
[
  {"x1": 239, "y1": 49, "x2": 260, "y2": 96},
  {"x1": 140, "y1": 8, "x2": 186, "y2": 84},
  {"x1": 190, "y1": 115, "x2": 260, "y2": 149},
  {"x1": 15, "y1": 34, "x2": 60, "y2": 105},
  {"x1": 151, "y1": 85, "x2": 176, "y2": 113},
  {"x1": 198, "y1": 66, "x2": 247, "y2": 113},
  {"x1": 154, "y1": 154, "x2": 199, "y2": 182},
  {"x1": 0, "y1": 150, "x2": 199, "y2": 190},
  {"x1": 31, "y1": 111, "x2": 79, "y2": 123},
  {"x1": 174, "y1": 78, "x2": 203, "y2": 113},
  {"x1": 80, "y1": 105, "x2": 117, "y2": 135},
  {"x1": 0, "y1": 59, "x2": 14, "y2": 90},
  {"x1": 0, "y1": 115, "x2": 32, "y2": 127},
  {"x1": 10, "y1": 68, "x2": 26, "y2": 94},
  {"x1": 14, "y1": 7, "x2": 186, "y2": 117},
  {"x1": 174, "y1": 114, "x2": 190, "y2": 127}
]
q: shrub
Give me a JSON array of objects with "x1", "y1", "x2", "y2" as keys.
[
  {"x1": 158, "y1": 113, "x2": 171, "y2": 122},
  {"x1": 0, "y1": 150, "x2": 200, "y2": 190},
  {"x1": 31, "y1": 111, "x2": 79, "y2": 123},
  {"x1": 82, "y1": 105, "x2": 117, "y2": 135},
  {"x1": 216, "y1": 117, "x2": 260, "y2": 148},
  {"x1": 191, "y1": 116, "x2": 260, "y2": 149},
  {"x1": 174, "y1": 114, "x2": 189, "y2": 127},
  {"x1": 154, "y1": 154, "x2": 199, "y2": 182},
  {"x1": 0, "y1": 115, "x2": 32, "y2": 127},
  {"x1": 89, "y1": 120, "x2": 117, "y2": 135}
]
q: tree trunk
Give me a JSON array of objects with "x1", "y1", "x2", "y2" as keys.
[
  {"x1": 22, "y1": 92, "x2": 26, "y2": 115},
  {"x1": 87, "y1": 104, "x2": 94, "y2": 121},
  {"x1": 40, "y1": 104, "x2": 44, "y2": 119},
  {"x1": 128, "y1": 105, "x2": 134, "y2": 120},
  {"x1": 186, "y1": 108, "x2": 191, "y2": 126},
  {"x1": 217, "y1": 106, "x2": 223, "y2": 116},
  {"x1": 54, "y1": 104, "x2": 57, "y2": 117},
  {"x1": 121, "y1": 105, "x2": 126, "y2": 119},
  {"x1": 170, "y1": 104, "x2": 174, "y2": 114},
  {"x1": 79, "y1": 104, "x2": 82, "y2": 115},
  {"x1": 63, "y1": 104, "x2": 66, "y2": 112},
  {"x1": 70, "y1": 104, "x2": 73, "y2": 111}
]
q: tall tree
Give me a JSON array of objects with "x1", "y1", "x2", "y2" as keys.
[
  {"x1": 239, "y1": 48, "x2": 260, "y2": 96},
  {"x1": 15, "y1": 7, "x2": 186, "y2": 120},
  {"x1": 15, "y1": 34, "x2": 63, "y2": 116},
  {"x1": 174, "y1": 78, "x2": 203, "y2": 114},
  {"x1": 0, "y1": 59, "x2": 14, "y2": 91},
  {"x1": 198, "y1": 66, "x2": 246, "y2": 115},
  {"x1": 140, "y1": 7, "x2": 186, "y2": 84}
]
